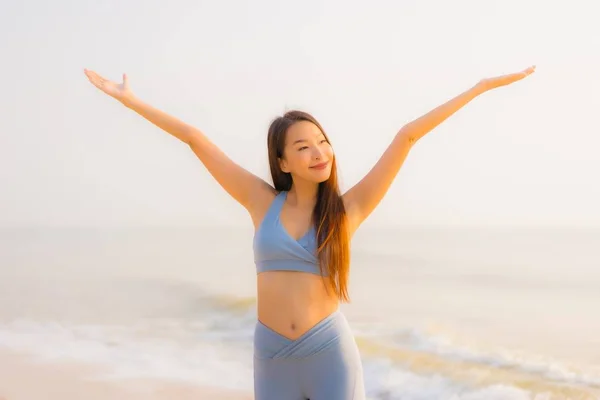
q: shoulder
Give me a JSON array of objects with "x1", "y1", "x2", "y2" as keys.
[{"x1": 248, "y1": 185, "x2": 279, "y2": 230}]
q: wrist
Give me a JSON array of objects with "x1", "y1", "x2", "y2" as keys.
[{"x1": 120, "y1": 93, "x2": 138, "y2": 109}]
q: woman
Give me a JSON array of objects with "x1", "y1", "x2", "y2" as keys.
[{"x1": 84, "y1": 65, "x2": 535, "y2": 399}]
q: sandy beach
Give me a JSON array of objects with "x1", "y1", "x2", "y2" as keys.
[{"x1": 0, "y1": 348, "x2": 252, "y2": 400}]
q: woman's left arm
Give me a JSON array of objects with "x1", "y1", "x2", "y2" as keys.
[{"x1": 343, "y1": 65, "x2": 536, "y2": 231}]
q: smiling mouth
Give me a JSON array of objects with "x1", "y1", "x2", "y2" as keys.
[{"x1": 310, "y1": 161, "x2": 329, "y2": 170}]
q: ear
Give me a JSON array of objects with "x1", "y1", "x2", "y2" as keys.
[{"x1": 278, "y1": 157, "x2": 290, "y2": 173}]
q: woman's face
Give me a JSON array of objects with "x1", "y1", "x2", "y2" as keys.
[{"x1": 279, "y1": 120, "x2": 334, "y2": 184}]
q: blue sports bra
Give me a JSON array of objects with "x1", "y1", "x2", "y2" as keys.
[{"x1": 253, "y1": 191, "x2": 325, "y2": 276}]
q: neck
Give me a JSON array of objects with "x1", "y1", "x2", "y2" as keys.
[{"x1": 288, "y1": 179, "x2": 319, "y2": 208}]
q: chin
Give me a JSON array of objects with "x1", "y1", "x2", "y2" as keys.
[{"x1": 310, "y1": 168, "x2": 332, "y2": 183}]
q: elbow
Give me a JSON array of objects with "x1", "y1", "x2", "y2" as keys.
[
  {"x1": 184, "y1": 128, "x2": 203, "y2": 147},
  {"x1": 397, "y1": 128, "x2": 417, "y2": 146}
]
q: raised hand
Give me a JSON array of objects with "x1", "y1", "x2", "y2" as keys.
[
  {"x1": 478, "y1": 65, "x2": 536, "y2": 92},
  {"x1": 84, "y1": 69, "x2": 133, "y2": 103}
]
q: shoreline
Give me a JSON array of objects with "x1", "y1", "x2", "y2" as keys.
[{"x1": 0, "y1": 348, "x2": 252, "y2": 400}]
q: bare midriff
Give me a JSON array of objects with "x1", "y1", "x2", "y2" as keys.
[{"x1": 257, "y1": 271, "x2": 339, "y2": 340}]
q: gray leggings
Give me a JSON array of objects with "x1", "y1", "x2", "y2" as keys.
[{"x1": 253, "y1": 310, "x2": 366, "y2": 400}]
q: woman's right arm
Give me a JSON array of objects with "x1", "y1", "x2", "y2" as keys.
[
  {"x1": 123, "y1": 94, "x2": 275, "y2": 210},
  {"x1": 84, "y1": 69, "x2": 275, "y2": 215}
]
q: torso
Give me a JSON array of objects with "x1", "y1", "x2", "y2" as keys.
[
  {"x1": 251, "y1": 190, "x2": 348, "y2": 340},
  {"x1": 256, "y1": 272, "x2": 338, "y2": 340}
]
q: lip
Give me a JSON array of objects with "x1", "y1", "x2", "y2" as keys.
[{"x1": 310, "y1": 161, "x2": 329, "y2": 170}]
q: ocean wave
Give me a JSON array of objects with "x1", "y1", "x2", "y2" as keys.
[{"x1": 1, "y1": 289, "x2": 599, "y2": 399}]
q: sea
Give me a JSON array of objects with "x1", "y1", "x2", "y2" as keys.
[{"x1": 1, "y1": 225, "x2": 599, "y2": 399}]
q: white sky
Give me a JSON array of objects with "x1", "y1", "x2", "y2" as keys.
[{"x1": 1, "y1": 0, "x2": 599, "y2": 228}]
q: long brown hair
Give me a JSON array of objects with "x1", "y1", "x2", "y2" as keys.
[{"x1": 267, "y1": 110, "x2": 351, "y2": 302}]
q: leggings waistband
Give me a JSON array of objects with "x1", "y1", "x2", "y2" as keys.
[{"x1": 254, "y1": 310, "x2": 353, "y2": 360}]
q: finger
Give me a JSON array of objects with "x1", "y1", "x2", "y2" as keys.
[
  {"x1": 88, "y1": 74, "x2": 104, "y2": 87},
  {"x1": 84, "y1": 69, "x2": 99, "y2": 79},
  {"x1": 522, "y1": 65, "x2": 536, "y2": 75},
  {"x1": 90, "y1": 76, "x2": 108, "y2": 90},
  {"x1": 86, "y1": 70, "x2": 109, "y2": 85},
  {"x1": 85, "y1": 70, "x2": 101, "y2": 84},
  {"x1": 86, "y1": 72, "x2": 110, "y2": 90},
  {"x1": 87, "y1": 74, "x2": 101, "y2": 87},
  {"x1": 84, "y1": 69, "x2": 95, "y2": 82},
  {"x1": 92, "y1": 72, "x2": 105, "y2": 82}
]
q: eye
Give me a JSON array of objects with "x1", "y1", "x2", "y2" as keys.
[
  {"x1": 320, "y1": 139, "x2": 328, "y2": 144},
  {"x1": 298, "y1": 146, "x2": 308, "y2": 151}
]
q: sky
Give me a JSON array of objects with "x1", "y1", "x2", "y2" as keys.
[{"x1": 1, "y1": 0, "x2": 599, "y2": 229}]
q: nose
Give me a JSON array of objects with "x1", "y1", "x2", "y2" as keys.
[{"x1": 312, "y1": 147, "x2": 323, "y2": 160}]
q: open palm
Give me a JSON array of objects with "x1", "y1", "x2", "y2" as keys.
[
  {"x1": 84, "y1": 69, "x2": 132, "y2": 102},
  {"x1": 479, "y1": 65, "x2": 536, "y2": 91}
]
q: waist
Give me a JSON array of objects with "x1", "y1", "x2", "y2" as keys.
[
  {"x1": 255, "y1": 258, "x2": 326, "y2": 276},
  {"x1": 254, "y1": 309, "x2": 353, "y2": 359},
  {"x1": 257, "y1": 271, "x2": 338, "y2": 340}
]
